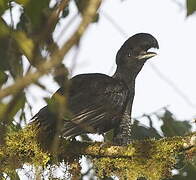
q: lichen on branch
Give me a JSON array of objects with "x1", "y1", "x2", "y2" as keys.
[{"x1": 0, "y1": 124, "x2": 195, "y2": 179}]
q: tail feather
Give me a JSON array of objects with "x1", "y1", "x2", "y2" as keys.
[{"x1": 30, "y1": 106, "x2": 58, "y2": 149}]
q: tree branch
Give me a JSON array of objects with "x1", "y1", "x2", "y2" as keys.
[
  {"x1": 59, "y1": 134, "x2": 196, "y2": 158},
  {"x1": 0, "y1": 0, "x2": 102, "y2": 100},
  {"x1": 0, "y1": 126, "x2": 195, "y2": 179}
]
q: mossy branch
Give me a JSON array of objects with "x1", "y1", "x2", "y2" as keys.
[
  {"x1": 59, "y1": 134, "x2": 196, "y2": 158},
  {"x1": 0, "y1": 125, "x2": 195, "y2": 179}
]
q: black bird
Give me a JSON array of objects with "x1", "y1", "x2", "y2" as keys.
[{"x1": 31, "y1": 33, "x2": 159, "y2": 145}]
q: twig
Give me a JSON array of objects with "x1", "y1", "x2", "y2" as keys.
[
  {"x1": 40, "y1": 0, "x2": 71, "y2": 42},
  {"x1": 133, "y1": 105, "x2": 170, "y2": 120},
  {"x1": 0, "y1": 0, "x2": 102, "y2": 100}
]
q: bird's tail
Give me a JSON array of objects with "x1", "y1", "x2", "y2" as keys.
[
  {"x1": 30, "y1": 106, "x2": 59, "y2": 149},
  {"x1": 30, "y1": 106, "x2": 83, "y2": 147}
]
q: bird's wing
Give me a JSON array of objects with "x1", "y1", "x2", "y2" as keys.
[{"x1": 54, "y1": 73, "x2": 129, "y2": 138}]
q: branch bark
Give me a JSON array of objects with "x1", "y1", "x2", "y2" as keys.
[
  {"x1": 59, "y1": 134, "x2": 196, "y2": 158},
  {"x1": 0, "y1": 127, "x2": 195, "y2": 179},
  {"x1": 0, "y1": 0, "x2": 102, "y2": 100}
]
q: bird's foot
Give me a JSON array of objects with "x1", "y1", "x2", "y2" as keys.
[{"x1": 112, "y1": 136, "x2": 132, "y2": 146}]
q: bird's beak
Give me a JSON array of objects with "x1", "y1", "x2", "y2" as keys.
[{"x1": 137, "y1": 48, "x2": 158, "y2": 60}]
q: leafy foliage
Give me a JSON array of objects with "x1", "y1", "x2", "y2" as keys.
[
  {"x1": 159, "y1": 110, "x2": 192, "y2": 137},
  {"x1": 187, "y1": 0, "x2": 196, "y2": 15}
]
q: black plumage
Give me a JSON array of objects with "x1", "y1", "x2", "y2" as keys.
[{"x1": 31, "y1": 33, "x2": 159, "y2": 145}]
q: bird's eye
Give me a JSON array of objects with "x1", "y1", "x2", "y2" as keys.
[{"x1": 127, "y1": 52, "x2": 132, "y2": 57}]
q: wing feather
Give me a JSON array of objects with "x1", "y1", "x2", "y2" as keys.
[
  {"x1": 31, "y1": 73, "x2": 129, "y2": 139},
  {"x1": 59, "y1": 73, "x2": 129, "y2": 137}
]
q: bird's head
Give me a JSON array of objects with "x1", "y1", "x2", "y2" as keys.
[{"x1": 116, "y1": 33, "x2": 159, "y2": 67}]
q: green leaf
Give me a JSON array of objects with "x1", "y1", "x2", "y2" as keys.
[
  {"x1": 0, "y1": 20, "x2": 33, "y2": 77},
  {"x1": 130, "y1": 120, "x2": 161, "y2": 140},
  {"x1": 159, "y1": 110, "x2": 192, "y2": 137},
  {"x1": 0, "y1": 93, "x2": 26, "y2": 120},
  {"x1": 0, "y1": 20, "x2": 11, "y2": 71},
  {"x1": 15, "y1": 0, "x2": 30, "y2": 6},
  {"x1": 0, "y1": 0, "x2": 9, "y2": 16},
  {"x1": 0, "y1": 33, "x2": 23, "y2": 78},
  {"x1": 0, "y1": 37, "x2": 10, "y2": 71},
  {"x1": 12, "y1": 31, "x2": 34, "y2": 60},
  {"x1": 0, "y1": 102, "x2": 7, "y2": 118},
  {"x1": 10, "y1": 93, "x2": 26, "y2": 118},
  {"x1": 187, "y1": 0, "x2": 196, "y2": 16},
  {"x1": 74, "y1": 0, "x2": 88, "y2": 13},
  {"x1": 0, "y1": 70, "x2": 8, "y2": 87},
  {"x1": 74, "y1": 0, "x2": 99, "y2": 22},
  {"x1": 0, "y1": 18, "x2": 9, "y2": 37},
  {"x1": 24, "y1": 0, "x2": 50, "y2": 29}
]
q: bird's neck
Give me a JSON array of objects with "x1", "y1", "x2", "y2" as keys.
[{"x1": 113, "y1": 64, "x2": 143, "y2": 90}]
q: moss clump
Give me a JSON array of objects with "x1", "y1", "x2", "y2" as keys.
[
  {"x1": 0, "y1": 125, "x2": 192, "y2": 179},
  {"x1": 0, "y1": 126, "x2": 50, "y2": 173},
  {"x1": 93, "y1": 137, "x2": 185, "y2": 180}
]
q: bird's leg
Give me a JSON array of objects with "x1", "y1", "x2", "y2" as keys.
[
  {"x1": 113, "y1": 112, "x2": 132, "y2": 145},
  {"x1": 99, "y1": 130, "x2": 116, "y2": 149}
]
